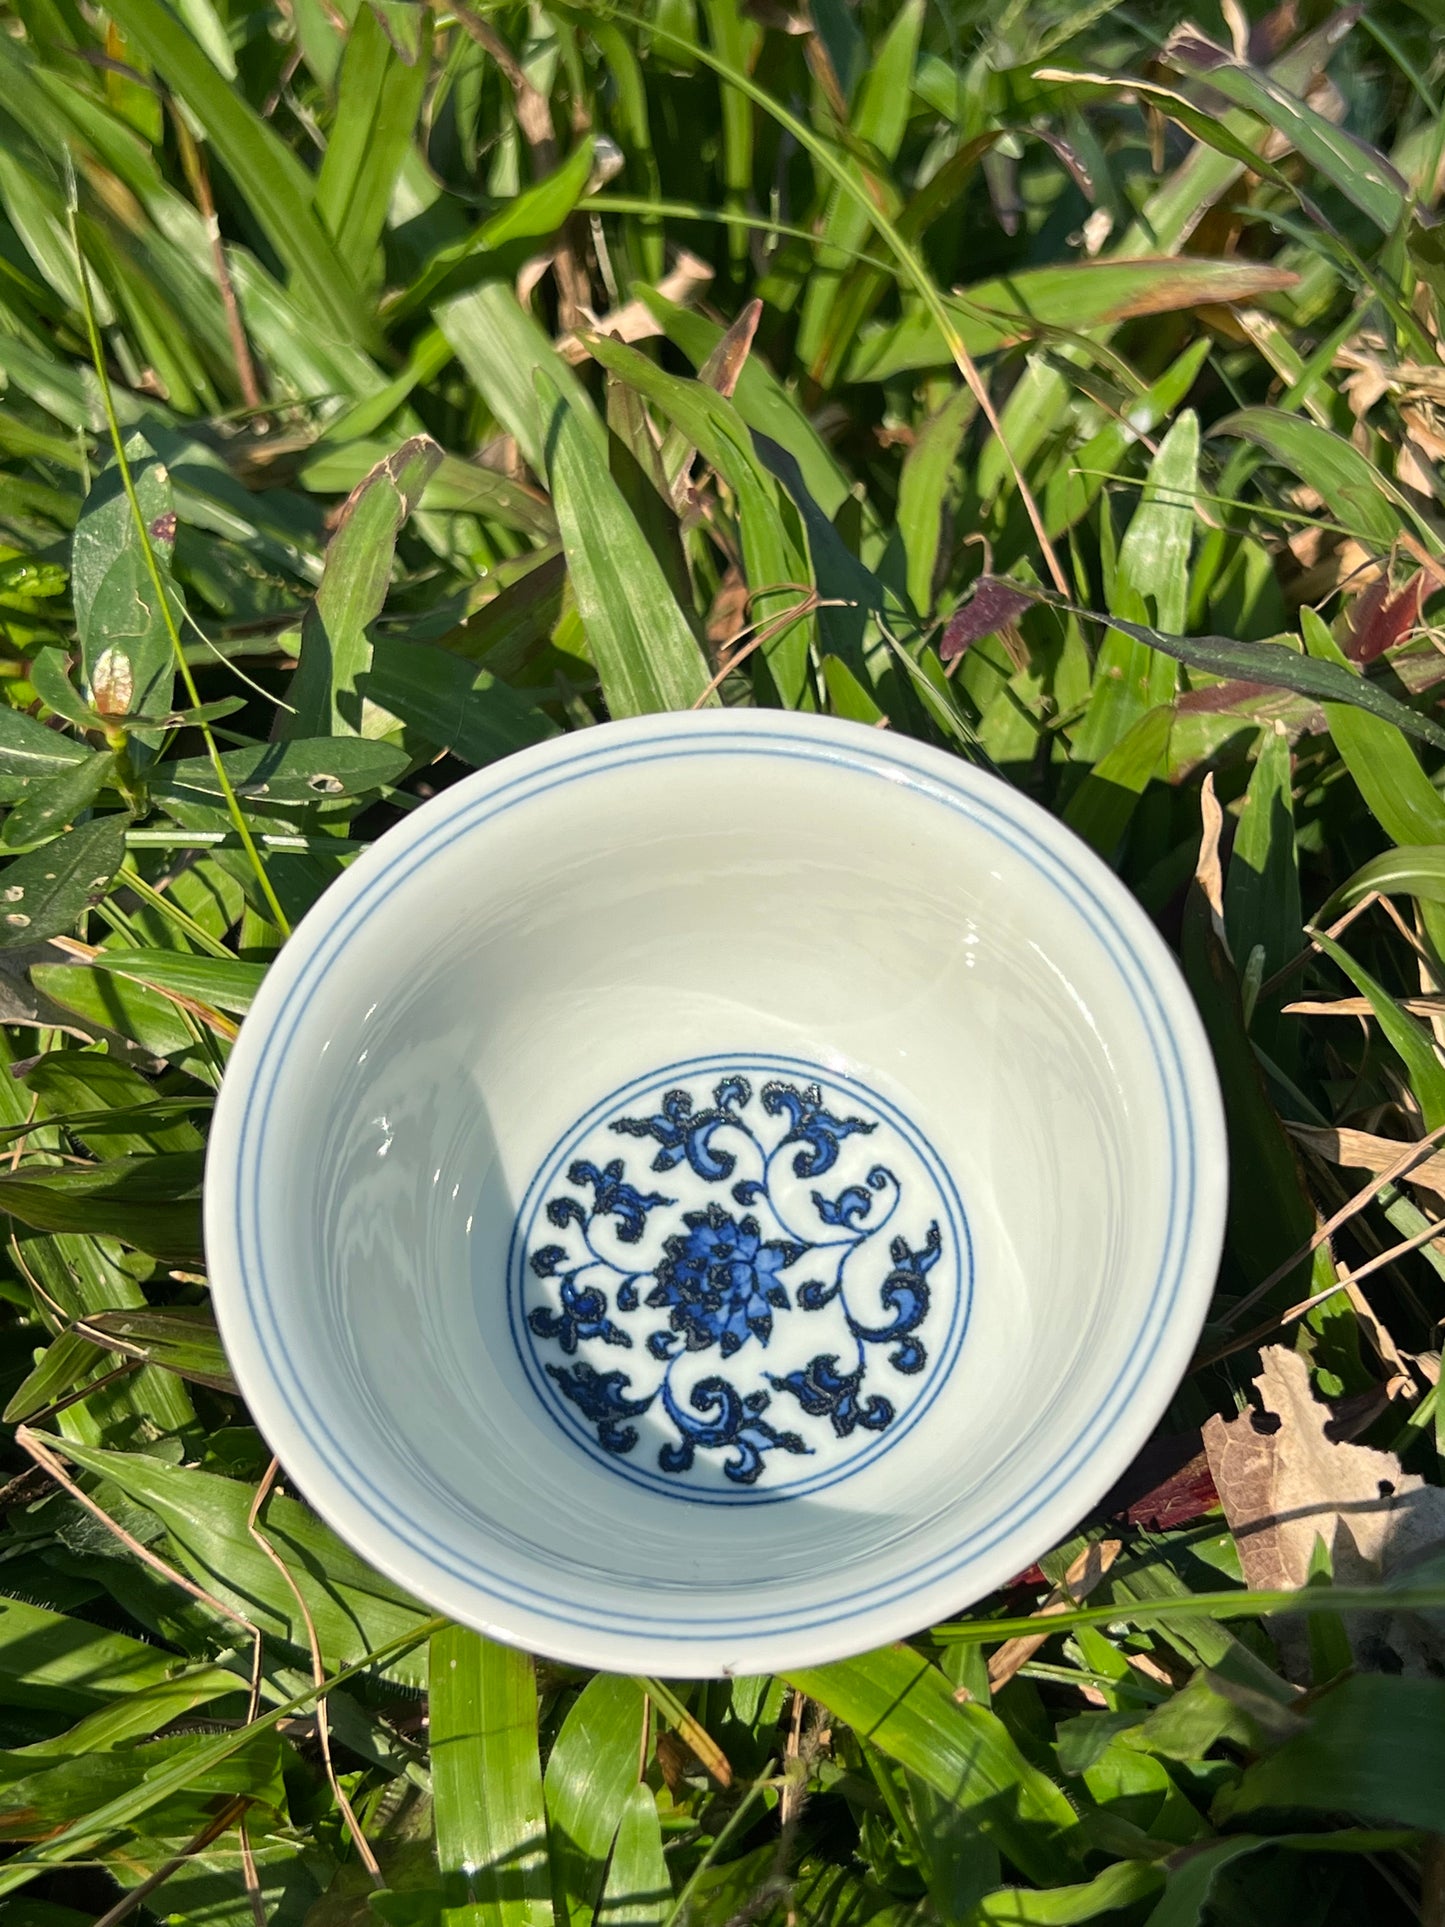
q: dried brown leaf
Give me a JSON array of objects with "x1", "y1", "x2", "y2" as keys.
[
  {"x1": 1288, "y1": 1121, "x2": 1445, "y2": 1205},
  {"x1": 557, "y1": 252, "x2": 713, "y2": 365},
  {"x1": 981, "y1": 1541, "x2": 1121, "y2": 1693},
  {"x1": 698, "y1": 298, "x2": 762, "y2": 401},
  {"x1": 1202, "y1": 1346, "x2": 1445, "y2": 1675},
  {"x1": 1196, "y1": 771, "x2": 1226, "y2": 932}
]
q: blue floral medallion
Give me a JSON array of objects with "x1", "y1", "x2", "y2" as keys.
[{"x1": 507, "y1": 1055, "x2": 971, "y2": 1502}]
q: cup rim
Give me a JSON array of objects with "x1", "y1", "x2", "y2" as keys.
[{"x1": 206, "y1": 709, "x2": 1228, "y2": 1676}]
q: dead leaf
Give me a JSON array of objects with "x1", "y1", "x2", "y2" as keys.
[
  {"x1": 1220, "y1": 0, "x2": 1250, "y2": 57},
  {"x1": 557, "y1": 252, "x2": 713, "y2": 365},
  {"x1": 90, "y1": 647, "x2": 134, "y2": 717},
  {"x1": 707, "y1": 567, "x2": 750, "y2": 651},
  {"x1": 1195, "y1": 772, "x2": 1226, "y2": 937},
  {"x1": 698, "y1": 299, "x2": 762, "y2": 401},
  {"x1": 1282, "y1": 519, "x2": 1380, "y2": 608},
  {"x1": 1399, "y1": 438, "x2": 1439, "y2": 499},
  {"x1": 1405, "y1": 401, "x2": 1445, "y2": 465},
  {"x1": 1344, "y1": 363, "x2": 1391, "y2": 418},
  {"x1": 1081, "y1": 208, "x2": 1113, "y2": 256},
  {"x1": 980, "y1": 1541, "x2": 1121, "y2": 1694},
  {"x1": 1285, "y1": 995, "x2": 1445, "y2": 1020},
  {"x1": 655, "y1": 1730, "x2": 701, "y2": 1793},
  {"x1": 1288, "y1": 1121, "x2": 1445, "y2": 1207},
  {"x1": 1202, "y1": 1346, "x2": 1445, "y2": 1676},
  {"x1": 1127, "y1": 1650, "x2": 1180, "y2": 1689}
]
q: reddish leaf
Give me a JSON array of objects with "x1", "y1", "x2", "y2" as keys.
[
  {"x1": 1000, "y1": 1436, "x2": 1221, "y2": 1590},
  {"x1": 1006, "y1": 1563, "x2": 1050, "y2": 1590},
  {"x1": 940, "y1": 577, "x2": 1035, "y2": 660},
  {"x1": 1099, "y1": 1435, "x2": 1220, "y2": 1529},
  {"x1": 1345, "y1": 574, "x2": 1425, "y2": 664}
]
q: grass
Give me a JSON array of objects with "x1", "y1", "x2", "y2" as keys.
[{"x1": 2, "y1": 0, "x2": 1445, "y2": 1921}]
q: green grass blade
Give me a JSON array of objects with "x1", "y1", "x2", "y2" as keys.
[
  {"x1": 429, "y1": 1625, "x2": 553, "y2": 1927},
  {"x1": 1045, "y1": 339, "x2": 1212, "y2": 540},
  {"x1": 315, "y1": 4, "x2": 432, "y2": 280},
  {"x1": 396, "y1": 139, "x2": 595, "y2": 321},
  {"x1": 1166, "y1": 31, "x2": 1411, "y2": 233},
  {"x1": 635, "y1": 290, "x2": 852, "y2": 521},
  {"x1": 102, "y1": 0, "x2": 375, "y2": 351},
  {"x1": 543, "y1": 1675, "x2": 646, "y2": 1927},
  {"x1": 597, "y1": 1782, "x2": 670, "y2": 1927},
  {"x1": 0, "y1": 1158, "x2": 202, "y2": 1261},
  {"x1": 1145, "y1": 1832, "x2": 1420, "y2": 1927},
  {"x1": 536, "y1": 368, "x2": 714, "y2": 716},
  {"x1": 360, "y1": 641, "x2": 558, "y2": 767},
  {"x1": 898, "y1": 387, "x2": 976, "y2": 618},
  {"x1": 1224, "y1": 724, "x2": 1302, "y2": 986},
  {"x1": 1320, "y1": 846, "x2": 1445, "y2": 918},
  {"x1": 1301, "y1": 607, "x2": 1445, "y2": 842},
  {"x1": 4, "y1": 1327, "x2": 99, "y2": 1423},
  {"x1": 437, "y1": 283, "x2": 601, "y2": 477},
  {"x1": 822, "y1": 653, "x2": 886, "y2": 723},
  {"x1": 1312, "y1": 930, "x2": 1445, "y2": 1131},
  {"x1": 286, "y1": 435, "x2": 442, "y2": 739},
  {"x1": 1218, "y1": 1676, "x2": 1445, "y2": 1830},
  {"x1": 15, "y1": 1665, "x2": 251, "y2": 1757},
  {"x1": 1301, "y1": 603, "x2": 1445, "y2": 959},
  {"x1": 300, "y1": 443, "x2": 557, "y2": 543},
  {"x1": 22, "y1": 1052, "x2": 206, "y2": 1154},
  {"x1": 1073, "y1": 413, "x2": 1197, "y2": 760},
  {"x1": 1063, "y1": 705, "x2": 1172, "y2": 856},
  {"x1": 71, "y1": 1305, "x2": 236, "y2": 1393},
  {"x1": 66, "y1": 193, "x2": 294, "y2": 937},
  {"x1": 51, "y1": 1440, "x2": 433, "y2": 1678},
  {"x1": 0, "y1": 1617, "x2": 442, "y2": 1898},
  {"x1": 0, "y1": 1597, "x2": 224, "y2": 1716},
  {"x1": 698, "y1": 0, "x2": 759, "y2": 268},
  {"x1": 0, "y1": 815, "x2": 129, "y2": 949},
  {"x1": 81, "y1": 950, "x2": 266, "y2": 1014},
  {"x1": 796, "y1": 0, "x2": 922, "y2": 376},
  {"x1": 1215, "y1": 408, "x2": 1430, "y2": 555},
  {"x1": 785, "y1": 1648, "x2": 1083, "y2": 1887},
  {"x1": 1179, "y1": 875, "x2": 1321, "y2": 1303},
  {"x1": 1046, "y1": 597, "x2": 1445, "y2": 753},
  {"x1": 844, "y1": 261, "x2": 1300, "y2": 382},
  {"x1": 960, "y1": 1859, "x2": 1163, "y2": 1924},
  {"x1": 585, "y1": 333, "x2": 813, "y2": 703}
]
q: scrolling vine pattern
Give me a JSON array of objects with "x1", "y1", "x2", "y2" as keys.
[{"x1": 521, "y1": 1075, "x2": 944, "y2": 1489}]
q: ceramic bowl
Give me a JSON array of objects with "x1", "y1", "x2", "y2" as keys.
[{"x1": 206, "y1": 710, "x2": 1226, "y2": 1676}]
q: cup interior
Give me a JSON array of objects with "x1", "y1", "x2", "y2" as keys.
[{"x1": 210, "y1": 716, "x2": 1223, "y2": 1673}]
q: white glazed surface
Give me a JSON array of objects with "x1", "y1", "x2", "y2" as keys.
[{"x1": 205, "y1": 710, "x2": 1227, "y2": 1676}]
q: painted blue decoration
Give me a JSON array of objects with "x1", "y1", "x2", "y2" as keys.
[{"x1": 511, "y1": 1059, "x2": 970, "y2": 1499}]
